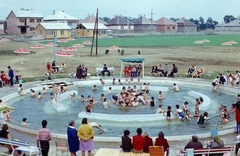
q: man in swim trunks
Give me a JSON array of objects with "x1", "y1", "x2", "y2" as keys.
[
  {"x1": 212, "y1": 76, "x2": 219, "y2": 90},
  {"x1": 124, "y1": 93, "x2": 132, "y2": 106},
  {"x1": 85, "y1": 100, "x2": 94, "y2": 113},
  {"x1": 52, "y1": 84, "x2": 60, "y2": 105}
]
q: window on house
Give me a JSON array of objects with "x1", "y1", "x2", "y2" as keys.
[
  {"x1": 30, "y1": 27, "x2": 35, "y2": 31},
  {"x1": 19, "y1": 19, "x2": 24, "y2": 22},
  {"x1": 52, "y1": 31, "x2": 55, "y2": 35},
  {"x1": 30, "y1": 19, "x2": 34, "y2": 23},
  {"x1": 40, "y1": 30, "x2": 42, "y2": 35},
  {"x1": 37, "y1": 19, "x2": 41, "y2": 23},
  {"x1": 173, "y1": 26, "x2": 175, "y2": 29},
  {"x1": 121, "y1": 26, "x2": 124, "y2": 29},
  {"x1": 167, "y1": 27, "x2": 170, "y2": 29},
  {"x1": 61, "y1": 30, "x2": 64, "y2": 35}
]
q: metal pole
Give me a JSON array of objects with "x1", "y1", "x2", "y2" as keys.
[{"x1": 54, "y1": 31, "x2": 57, "y2": 61}]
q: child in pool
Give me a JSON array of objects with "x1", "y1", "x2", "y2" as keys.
[
  {"x1": 37, "y1": 92, "x2": 44, "y2": 98},
  {"x1": 170, "y1": 83, "x2": 179, "y2": 92},
  {"x1": 137, "y1": 77, "x2": 141, "y2": 84},
  {"x1": 70, "y1": 93, "x2": 76, "y2": 99},
  {"x1": 156, "y1": 105, "x2": 164, "y2": 114},
  {"x1": 195, "y1": 98, "x2": 201, "y2": 106},
  {"x1": 193, "y1": 107, "x2": 200, "y2": 117},
  {"x1": 150, "y1": 97, "x2": 156, "y2": 107},
  {"x1": 183, "y1": 101, "x2": 189, "y2": 112},
  {"x1": 49, "y1": 92, "x2": 54, "y2": 99},
  {"x1": 18, "y1": 84, "x2": 24, "y2": 96},
  {"x1": 112, "y1": 78, "x2": 116, "y2": 85},
  {"x1": 175, "y1": 104, "x2": 184, "y2": 120},
  {"x1": 118, "y1": 79, "x2": 123, "y2": 85},
  {"x1": 130, "y1": 78, "x2": 134, "y2": 84},
  {"x1": 100, "y1": 79, "x2": 105, "y2": 86},
  {"x1": 158, "y1": 91, "x2": 165, "y2": 100},
  {"x1": 220, "y1": 108, "x2": 229, "y2": 123},
  {"x1": 163, "y1": 106, "x2": 174, "y2": 120},
  {"x1": 30, "y1": 90, "x2": 36, "y2": 97},
  {"x1": 185, "y1": 110, "x2": 192, "y2": 120},
  {"x1": 125, "y1": 78, "x2": 129, "y2": 84},
  {"x1": 92, "y1": 85, "x2": 97, "y2": 91},
  {"x1": 103, "y1": 98, "x2": 110, "y2": 109},
  {"x1": 107, "y1": 87, "x2": 112, "y2": 94},
  {"x1": 81, "y1": 95, "x2": 86, "y2": 102},
  {"x1": 42, "y1": 87, "x2": 46, "y2": 93}
]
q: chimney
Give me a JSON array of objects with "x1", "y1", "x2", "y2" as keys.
[
  {"x1": 53, "y1": 10, "x2": 55, "y2": 15},
  {"x1": 62, "y1": 10, "x2": 64, "y2": 12}
]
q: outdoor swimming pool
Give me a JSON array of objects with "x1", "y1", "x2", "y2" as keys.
[{"x1": 5, "y1": 79, "x2": 237, "y2": 137}]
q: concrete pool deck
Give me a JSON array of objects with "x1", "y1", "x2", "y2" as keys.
[{"x1": 0, "y1": 77, "x2": 238, "y2": 155}]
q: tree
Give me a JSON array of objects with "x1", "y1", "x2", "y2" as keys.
[
  {"x1": 124, "y1": 16, "x2": 136, "y2": 22},
  {"x1": 170, "y1": 17, "x2": 178, "y2": 22},
  {"x1": 199, "y1": 16, "x2": 205, "y2": 30},
  {"x1": 99, "y1": 17, "x2": 110, "y2": 22},
  {"x1": 223, "y1": 15, "x2": 236, "y2": 23}
]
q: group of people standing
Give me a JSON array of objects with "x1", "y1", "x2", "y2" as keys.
[{"x1": 123, "y1": 64, "x2": 142, "y2": 77}]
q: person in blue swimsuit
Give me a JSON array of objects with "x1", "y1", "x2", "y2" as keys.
[{"x1": 175, "y1": 104, "x2": 184, "y2": 120}]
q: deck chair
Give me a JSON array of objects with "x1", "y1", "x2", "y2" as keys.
[
  {"x1": 149, "y1": 146, "x2": 166, "y2": 156},
  {"x1": 55, "y1": 141, "x2": 69, "y2": 156}
]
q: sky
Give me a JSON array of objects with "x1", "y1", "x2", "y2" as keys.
[{"x1": 0, "y1": 0, "x2": 239, "y2": 23}]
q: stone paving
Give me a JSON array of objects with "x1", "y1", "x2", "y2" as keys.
[{"x1": 0, "y1": 77, "x2": 238, "y2": 155}]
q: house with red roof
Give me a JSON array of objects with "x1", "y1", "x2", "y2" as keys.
[
  {"x1": 176, "y1": 18, "x2": 197, "y2": 32},
  {"x1": 155, "y1": 17, "x2": 177, "y2": 33},
  {"x1": 107, "y1": 15, "x2": 134, "y2": 33},
  {"x1": 133, "y1": 15, "x2": 157, "y2": 32}
]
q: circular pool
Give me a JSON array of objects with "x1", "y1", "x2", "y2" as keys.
[{"x1": 4, "y1": 78, "x2": 237, "y2": 139}]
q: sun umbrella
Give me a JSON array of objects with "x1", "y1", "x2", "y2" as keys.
[
  {"x1": 82, "y1": 40, "x2": 92, "y2": 45},
  {"x1": 202, "y1": 39, "x2": 210, "y2": 43},
  {"x1": 228, "y1": 40, "x2": 237, "y2": 44},
  {"x1": 1, "y1": 38, "x2": 10, "y2": 42},
  {"x1": 72, "y1": 44, "x2": 85, "y2": 57},
  {"x1": 221, "y1": 42, "x2": 232, "y2": 52},
  {"x1": 57, "y1": 39, "x2": 68, "y2": 42},
  {"x1": 56, "y1": 51, "x2": 73, "y2": 62},
  {"x1": 30, "y1": 44, "x2": 44, "y2": 49},
  {"x1": 108, "y1": 45, "x2": 120, "y2": 50},
  {"x1": 62, "y1": 46, "x2": 77, "y2": 52},
  {"x1": 67, "y1": 38, "x2": 76, "y2": 40},
  {"x1": 14, "y1": 48, "x2": 30, "y2": 53},
  {"x1": 46, "y1": 42, "x2": 58, "y2": 47}
]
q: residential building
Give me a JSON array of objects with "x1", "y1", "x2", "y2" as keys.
[
  {"x1": 77, "y1": 14, "x2": 108, "y2": 37},
  {"x1": 107, "y1": 15, "x2": 134, "y2": 33},
  {"x1": 215, "y1": 19, "x2": 240, "y2": 32},
  {"x1": 0, "y1": 20, "x2": 5, "y2": 34},
  {"x1": 43, "y1": 10, "x2": 79, "y2": 38},
  {"x1": 155, "y1": 17, "x2": 177, "y2": 33},
  {"x1": 176, "y1": 18, "x2": 197, "y2": 32},
  {"x1": 133, "y1": 15, "x2": 157, "y2": 32},
  {"x1": 6, "y1": 9, "x2": 43, "y2": 35},
  {"x1": 35, "y1": 23, "x2": 71, "y2": 39}
]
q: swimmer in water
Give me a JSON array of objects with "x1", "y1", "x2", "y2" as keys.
[
  {"x1": 112, "y1": 78, "x2": 116, "y2": 85},
  {"x1": 197, "y1": 112, "x2": 210, "y2": 125},
  {"x1": 37, "y1": 92, "x2": 44, "y2": 99},
  {"x1": 183, "y1": 101, "x2": 189, "y2": 112},
  {"x1": 212, "y1": 76, "x2": 219, "y2": 90},
  {"x1": 156, "y1": 104, "x2": 164, "y2": 114},
  {"x1": 100, "y1": 79, "x2": 105, "y2": 86},
  {"x1": 107, "y1": 87, "x2": 112, "y2": 94},
  {"x1": 185, "y1": 110, "x2": 192, "y2": 120},
  {"x1": 81, "y1": 95, "x2": 87, "y2": 102},
  {"x1": 30, "y1": 90, "x2": 36, "y2": 97},
  {"x1": 42, "y1": 87, "x2": 46, "y2": 93},
  {"x1": 193, "y1": 107, "x2": 200, "y2": 117},
  {"x1": 170, "y1": 83, "x2": 179, "y2": 92},
  {"x1": 175, "y1": 104, "x2": 184, "y2": 120},
  {"x1": 163, "y1": 106, "x2": 174, "y2": 120},
  {"x1": 158, "y1": 91, "x2": 165, "y2": 100},
  {"x1": 50, "y1": 92, "x2": 54, "y2": 99},
  {"x1": 92, "y1": 85, "x2": 97, "y2": 91},
  {"x1": 70, "y1": 93, "x2": 76, "y2": 99},
  {"x1": 118, "y1": 79, "x2": 123, "y2": 85},
  {"x1": 89, "y1": 122, "x2": 105, "y2": 132}
]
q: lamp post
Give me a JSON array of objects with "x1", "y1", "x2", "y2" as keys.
[{"x1": 54, "y1": 31, "x2": 57, "y2": 61}]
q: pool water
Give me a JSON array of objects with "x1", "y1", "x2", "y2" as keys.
[{"x1": 7, "y1": 83, "x2": 236, "y2": 137}]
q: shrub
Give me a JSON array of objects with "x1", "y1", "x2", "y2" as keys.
[
  {"x1": 121, "y1": 49, "x2": 124, "y2": 55},
  {"x1": 138, "y1": 50, "x2": 141, "y2": 55},
  {"x1": 105, "y1": 49, "x2": 109, "y2": 54}
]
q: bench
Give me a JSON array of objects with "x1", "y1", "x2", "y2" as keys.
[
  {"x1": 181, "y1": 146, "x2": 234, "y2": 156},
  {"x1": 0, "y1": 137, "x2": 40, "y2": 156},
  {"x1": 94, "y1": 148, "x2": 150, "y2": 156},
  {"x1": 96, "y1": 67, "x2": 114, "y2": 77}
]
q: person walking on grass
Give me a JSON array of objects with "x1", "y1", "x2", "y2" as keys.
[{"x1": 7, "y1": 66, "x2": 14, "y2": 87}]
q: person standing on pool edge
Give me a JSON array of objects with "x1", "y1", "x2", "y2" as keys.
[
  {"x1": 36, "y1": 120, "x2": 52, "y2": 156},
  {"x1": 7, "y1": 66, "x2": 14, "y2": 87}
]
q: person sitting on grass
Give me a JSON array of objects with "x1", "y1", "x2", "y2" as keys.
[
  {"x1": 187, "y1": 65, "x2": 195, "y2": 74},
  {"x1": 168, "y1": 64, "x2": 178, "y2": 78}
]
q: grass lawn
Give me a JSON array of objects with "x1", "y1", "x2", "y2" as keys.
[{"x1": 40, "y1": 34, "x2": 240, "y2": 47}]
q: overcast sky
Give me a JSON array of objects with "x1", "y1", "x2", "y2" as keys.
[{"x1": 0, "y1": 0, "x2": 239, "y2": 22}]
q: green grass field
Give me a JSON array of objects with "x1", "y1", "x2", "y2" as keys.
[{"x1": 40, "y1": 34, "x2": 240, "y2": 47}]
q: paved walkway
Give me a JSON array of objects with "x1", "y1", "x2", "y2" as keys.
[{"x1": 0, "y1": 77, "x2": 238, "y2": 155}]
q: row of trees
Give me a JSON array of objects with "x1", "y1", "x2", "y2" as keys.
[{"x1": 99, "y1": 15, "x2": 239, "y2": 30}]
